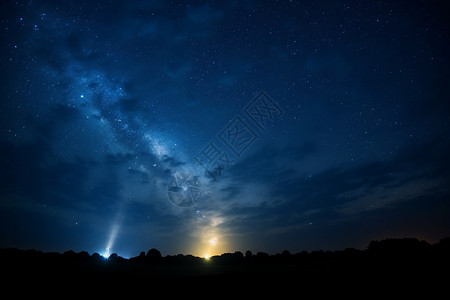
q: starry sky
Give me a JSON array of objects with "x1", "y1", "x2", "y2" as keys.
[{"x1": 1, "y1": 0, "x2": 449, "y2": 258}]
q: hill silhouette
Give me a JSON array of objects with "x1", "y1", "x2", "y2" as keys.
[{"x1": 1, "y1": 237, "x2": 449, "y2": 289}]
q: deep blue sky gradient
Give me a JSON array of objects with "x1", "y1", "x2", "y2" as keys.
[{"x1": 0, "y1": 0, "x2": 449, "y2": 257}]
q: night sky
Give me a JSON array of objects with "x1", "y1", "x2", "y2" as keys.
[{"x1": 1, "y1": 0, "x2": 449, "y2": 258}]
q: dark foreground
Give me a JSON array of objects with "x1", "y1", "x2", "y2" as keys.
[{"x1": 1, "y1": 238, "x2": 449, "y2": 293}]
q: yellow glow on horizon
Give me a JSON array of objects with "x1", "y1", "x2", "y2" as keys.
[{"x1": 189, "y1": 215, "x2": 234, "y2": 257}]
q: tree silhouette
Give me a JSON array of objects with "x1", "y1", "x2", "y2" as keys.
[
  {"x1": 146, "y1": 248, "x2": 162, "y2": 262},
  {"x1": 1, "y1": 237, "x2": 449, "y2": 284}
]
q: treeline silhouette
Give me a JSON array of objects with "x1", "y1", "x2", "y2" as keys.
[{"x1": 1, "y1": 238, "x2": 449, "y2": 284}]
